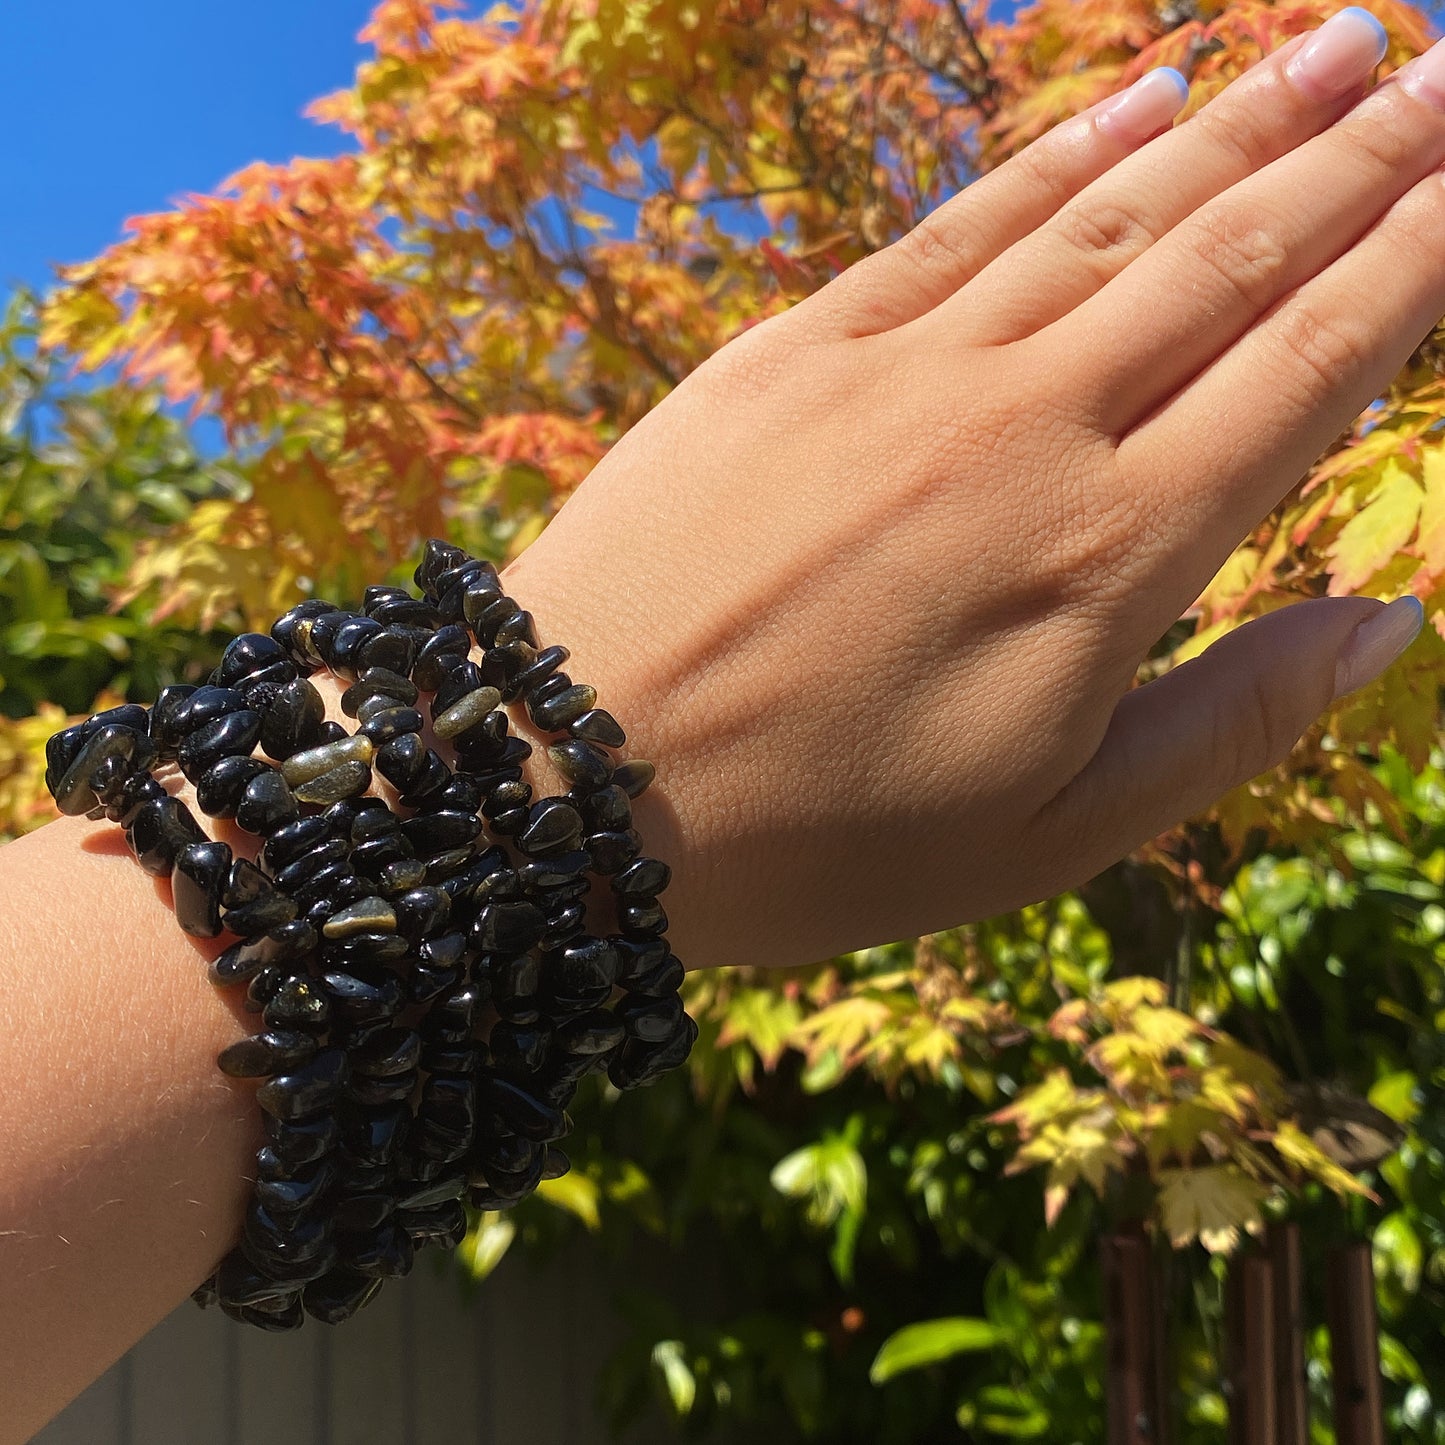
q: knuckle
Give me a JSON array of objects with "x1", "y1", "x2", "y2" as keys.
[
  {"x1": 1031, "y1": 490, "x2": 1152, "y2": 603},
  {"x1": 1054, "y1": 196, "x2": 1157, "y2": 272},
  {"x1": 1190, "y1": 101, "x2": 1281, "y2": 178},
  {"x1": 892, "y1": 205, "x2": 985, "y2": 286},
  {"x1": 1338, "y1": 106, "x2": 1419, "y2": 179},
  {"x1": 1222, "y1": 664, "x2": 1298, "y2": 783},
  {"x1": 1188, "y1": 203, "x2": 1289, "y2": 309},
  {"x1": 1272, "y1": 304, "x2": 1373, "y2": 406}
]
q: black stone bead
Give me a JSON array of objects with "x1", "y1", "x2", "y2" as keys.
[
  {"x1": 417, "y1": 931, "x2": 472, "y2": 979},
  {"x1": 400, "y1": 809, "x2": 483, "y2": 857},
  {"x1": 218, "y1": 1248, "x2": 298, "y2": 1309},
  {"x1": 419, "y1": 1073, "x2": 476, "y2": 1131},
  {"x1": 625, "y1": 951, "x2": 687, "y2": 998},
  {"x1": 53, "y1": 725, "x2": 147, "y2": 815},
  {"x1": 213, "y1": 922, "x2": 318, "y2": 986},
  {"x1": 340, "y1": 1224, "x2": 416, "y2": 1280},
  {"x1": 528, "y1": 671, "x2": 572, "y2": 707},
  {"x1": 194, "y1": 755, "x2": 267, "y2": 818},
  {"x1": 478, "y1": 641, "x2": 536, "y2": 697},
  {"x1": 546, "y1": 739, "x2": 613, "y2": 792},
  {"x1": 376, "y1": 732, "x2": 427, "y2": 792},
  {"x1": 435, "y1": 777, "x2": 483, "y2": 818},
  {"x1": 529, "y1": 683, "x2": 597, "y2": 732},
  {"x1": 416, "y1": 538, "x2": 468, "y2": 595},
  {"x1": 467, "y1": 594, "x2": 522, "y2": 648},
  {"x1": 107, "y1": 772, "x2": 166, "y2": 829},
  {"x1": 359, "y1": 706, "x2": 423, "y2": 745},
  {"x1": 355, "y1": 628, "x2": 416, "y2": 676},
  {"x1": 541, "y1": 1146, "x2": 570, "y2": 1180},
  {"x1": 235, "y1": 768, "x2": 300, "y2": 834},
  {"x1": 331, "y1": 1193, "x2": 395, "y2": 1235},
  {"x1": 393, "y1": 886, "x2": 450, "y2": 939},
  {"x1": 509, "y1": 644, "x2": 569, "y2": 701},
  {"x1": 320, "y1": 969, "x2": 406, "y2": 1025},
  {"x1": 379, "y1": 859, "x2": 428, "y2": 895},
  {"x1": 303, "y1": 1269, "x2": 384, "y2": 1325},
  {"x1": 88, "y1": 752, "x2": 133, "y2": 810},
  {"x1": 239, "y1": 659, "x2": 299, "y2": 704},
  {"x1": 292, "y1": 862, "x2": 357, "y2": 915},
  {"x1": 303, "y1": 610, "x2": 353, "y2": 669},
  {"x1": 259, "y1": 815, "x2": 330, "y2": 873},
  {"x1": 491, "y1": 952, "x2": 541, "y2": 1012},
  {"x1": 242, "y1": 1204, "x2": 333, "y2": 1275},
  {"x1": 620, "y1": 899, "x2": 669, "y2": 939},
  {"x1": 126, "y1": 795, "x2": 205, "y2": 876},
  {"x1": 400, "y1": 1200, "x2": 468, "y2": 1248},
  {"x1": 327, "y1": 931, "x2": 411, "y2": 968},
  {"x1": 540, "y1": 904, "x2": 588, "y2": 951},
  {"x1": 218, "y1": 1030, "x2": 319, "y2": 1078},
  {"x1": 548, "y1": 936, "x2": 618, "y2": 993},
  {"x1": 255, "y1": 1163, "x2": 336, "y2": 1219},
  {"x1": 330, "y1": 615, "x2": 385, "y2": 674},
  {"x1": 408, "y1": 963, "x2": 459, "y2": 1005},
  {"x1": 431, "y1": 660, "x2": 485, "y2": 717},
  {"x1": 316, "y1": 720, "x2": 348, "y2": 745},
  {"x1": 612, "y1": 759, "x2": 657, "y2": 799},
  {"x1": 395, "y1": 1173, "x2": 466, "y2": 1212},
  {"x1": 217, "y1": 632, "x2": 290, "y2": 689},
  {"x1": 349, "y1": 1070, "x2": 419, "y2": 1105},
  {"x1": 258, "y1": 677, "x2": 327, "y2": 761},
  {"x1": 352, "y1": 1028, "x2": 421, "y2": 1078},
  {"x1": 370, "y1": 596, "x2": 439, "y2": 629},
  {"x1": 568, "y1": 707, "x2": 626, "y2": 749},
  {"x1": 517, "y1": 850, "x2": 590, "y2": 890},
  {"x1": 341, "y1": 667, "x2": 418, "y2": 715},
  {"x1": 256, "y1": 1050, "x2": 349, "y2": 1121},
  {"x1": 412, "y1": 624, "x2": 472, "y2": 690},
  {"x1": 617, "y1": 939, "x2": 670, "y2": 982},
  {"x1": 351, "y1": 692, "x2": 400, "y2": 727},
  {"x1": 580, "y1": 784, "x2": 631, "y2": 833},
  {"x1": 397, "y1": 753, "x2": 452, "y2": 809},
  {"x1": 263, "y1": 976, "x2": 333, "y2": 1033},
  {"x1": 488, "y1": 1019, "x2": 552, "y2": 1075},
  {"x1": 224, "y1": 887, "x2": 299, "y2": 939},
  {"x1": 615, "y1": 856, "x2": 671, "y2": 899},
  {"x1": 322, "y1": 896, "x2": 398, "y2": 939},
  {"x1": 618, "y1": 991, "x2": 685, "y2": 1043},
  {"x1": 479, "y1": 1075, "x2": 565, "y2": 1141},
  {"x1": 173, "y1": 841, "x2": 233, "y2": 938},
  {"x1": 347, "y1": 835, "x2": 412, "y2": 882},
  {"x1": 608, "y1": 1013, "x2": 699, "y2": 1089},
  {"x1": 482, "y1": 778, "x2": 532, "y2": 818},
  {"x1": 554, "y1": 1010, "x2": 626, "y2": 1057},
  {"x1": 177, "y1": 709, "x2": 262, "y2": 783},
  {"x1": 422, "y1": 1042, "x2": 480, "y2": 1076},
  {"x1": 272, "y1": 838, "x2": 349, "y2": 894},
  {"x1": 536, "y1": 874, "x2": 590, "y2": 906},
  {"x1": 587, "y1": 828, "x2": 643, "y2": 875},
  {"x1": 149, "y1": 685, "x2": 200, "y2": 752},
  {"x1": 482, "y1": 1149, "x2": 547, "y2": 1202},
  {"x1": 473, "y1": 900, "x2": 547, "y2": 955},
  {"x1": 424, "y1": 848, "x2": 476, "y2": 884},
  {"x1": 270, "y1": 597, "x2": 338, "y2": 660},
  {"x1": 171, "y1": 685, "x2": 248, "y2": 738},
  {"x1": 518, "y1": 799, "x2": 583, "y2": 858}
]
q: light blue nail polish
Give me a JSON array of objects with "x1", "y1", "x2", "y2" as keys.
[
  {"x1": 1153, "y1": 67, "x2": 1190, "y2": 106},
  {"x1": 1338, "y1": 6, "x2": 1389, "y2": 55}
]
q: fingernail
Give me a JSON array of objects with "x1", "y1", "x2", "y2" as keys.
[
  {"x1": 1333, "y1": 596, "x2": 1424, "y2": 699},
  {"x1": 1392, "y1": 35, "x2": 1445, "y2": 109},
  {"x1": 1096, "y1": 68, "x2": 1190, "y2": 142},
  {"x1": 1284, "y1": 8, "x2": 1389, "y2": 101}
]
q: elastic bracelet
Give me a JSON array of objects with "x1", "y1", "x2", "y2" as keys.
[{"x1": 42, "y1": 540, "x2": 696, "y2": 1331}]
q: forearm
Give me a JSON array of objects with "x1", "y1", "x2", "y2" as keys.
[{"x1": 0, "y1": 815, "x2": 261, "y2": 1444}]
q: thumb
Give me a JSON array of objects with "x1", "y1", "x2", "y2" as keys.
[{"x1": 1043, "y1": 595, "x2": 1426, "y2": 869}]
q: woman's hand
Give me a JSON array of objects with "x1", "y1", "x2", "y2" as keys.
[{"x1": 502, "y1": 9, "x2": 1435, "y2": 972}]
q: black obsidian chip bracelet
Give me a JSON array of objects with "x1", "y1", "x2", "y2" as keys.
[{"x1": 43, "y1": 540, "x2": 696, "y2": 1331}]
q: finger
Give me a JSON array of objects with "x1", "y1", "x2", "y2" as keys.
[
  {"x1": 1039, "y1": 37, "x2": 1445, "y2": 438},
  {"x1": 1118, "y1": 159, "x2": 1445, "y2": 568},
  {"x1": 799, "y1": 68, "x2": 1189, "y2": 341},
  {"x1": 936, "y1": 14, "x2": 1383, "y2": 349},
  {"x1": 1038, "y1": 596, "x2": 1423, "y2": 882}
]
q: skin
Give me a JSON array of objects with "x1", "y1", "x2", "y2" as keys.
[{"x1": 4, "y1": 26, "x2": 1444, "y2": 1441}]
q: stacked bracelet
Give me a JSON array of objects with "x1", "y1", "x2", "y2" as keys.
[{"x1": 42, "y1": 540, "x2": 696, "y2": 1331}]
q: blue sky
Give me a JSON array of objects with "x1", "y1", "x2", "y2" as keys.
[{"x1": 1, "y1": 2, "x2": 374, "y2": 293}]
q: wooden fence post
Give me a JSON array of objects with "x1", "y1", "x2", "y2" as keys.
[
  {"x1": 1224, "y1": 1252, "x2": 1276, "y2": 1445},
  {"x1": 1326, "y1": 1241, "x2": 1385, "y2": 1445},
  {"x1": 1266, "y1": 1223, "x2": 1308, "y2": 1445},
  {"x1": 1101, "y1": 1231, "x2": 1170, "y2": 1444}
]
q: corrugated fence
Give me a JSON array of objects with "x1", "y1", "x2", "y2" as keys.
[{"x1": 31, "y1": 1242, "x2": 682, "y2": 1445}]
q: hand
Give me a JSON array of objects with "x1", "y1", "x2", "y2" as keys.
[{"x1": 502, "y1": 9, "x2": 1435, "y2": 973}]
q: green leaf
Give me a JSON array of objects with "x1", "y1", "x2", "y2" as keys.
[
  {"x1": 869, "y1": 1317, "x2": 1002, "y2": 1384},
  {"x1": 651, "y1": 1339, "x2": 696, "y2": 1416},
  {"x1": 456, "y1": 1211, "x2": 515, "y2": 1281}
]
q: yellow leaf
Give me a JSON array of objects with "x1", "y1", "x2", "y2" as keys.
[
  {"x1": 1326, "y1": 458, "x2": 1423, "y2": 594},
  {"x1": 1157, "y1": 1166, "x2": 1269, "y2": 1254},
  {"x1": 536, "y1": 1171, "x2": 602, "y2": 1230},
  {"x1": 1415, "y1": 443, "x2": 1445, "y2": 576}
]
